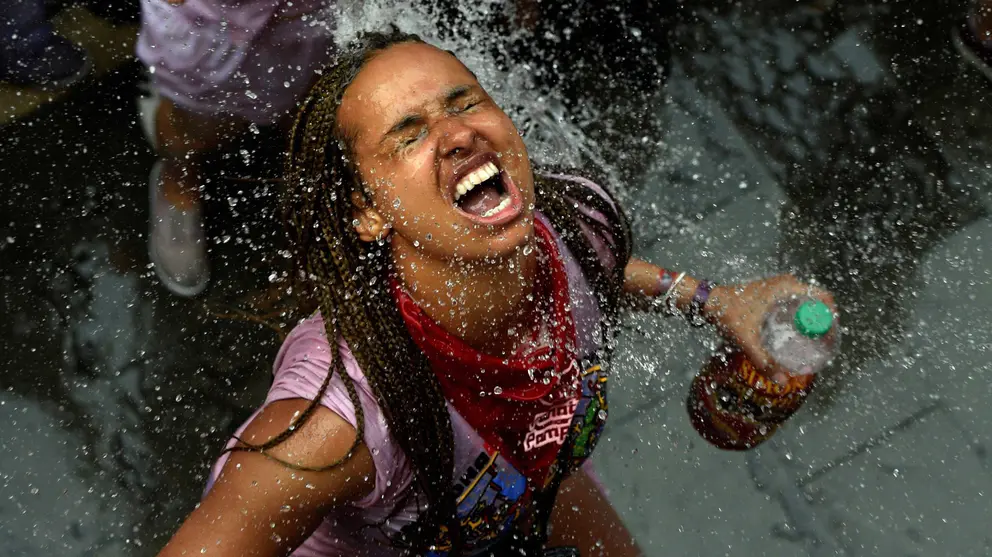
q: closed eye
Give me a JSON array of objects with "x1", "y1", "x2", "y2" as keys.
[
  {"x1": 452, "y1": 100, "x2": 482, "y2": 114},
  {"x1": 400, "y1": 127, "x2": 427, "y2": 148}
]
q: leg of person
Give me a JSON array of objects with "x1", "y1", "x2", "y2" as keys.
[
  {"x1": 953, "y1": 0, "x2": 992, "y2": 83},
  {"x1": 0, "y1": 0, "x2": 91, "y2": 87},
  {"x1": 139, "y1": 0, "x2": 330, "y2": 296},
  {"x1": 148, "y1": 97, "x2": 247, "y2": 297}
]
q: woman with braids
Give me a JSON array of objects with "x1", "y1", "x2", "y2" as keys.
[{"x1": 156, "y1": 29, "x2": 834, "y2": 557}]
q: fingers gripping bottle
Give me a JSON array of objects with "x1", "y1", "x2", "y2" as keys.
[{"x1": 686, "y1": 298, "x2": 839, "y2": 450}]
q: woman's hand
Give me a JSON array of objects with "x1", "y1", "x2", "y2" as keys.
[{"x1": 706, "y1": 275, "x2": 837, "y2": 384}]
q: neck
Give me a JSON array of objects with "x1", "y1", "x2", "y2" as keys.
[{"x1": 392, "y1": 236, "x2": 540, "y2": 357}]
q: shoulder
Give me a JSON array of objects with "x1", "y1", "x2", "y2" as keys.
[
  {"x1": 265, "y1": 313, "x2": 415, "y2": 510},
  {"x1": 535, "y1": 170, "x2": 631, "y2": 274},
  {"x1": 270, "y1": 313, "x2": 372, "y2": 399},
  {"x1": 541, "y1": 171, "x2": 621, "y2": 210}
]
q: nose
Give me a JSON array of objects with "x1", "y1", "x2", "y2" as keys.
[{"x1": 438, "y1": 118, "x2": 477, "y2": 160}]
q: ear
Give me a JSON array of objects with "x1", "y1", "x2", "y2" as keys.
[{"x1": 350, "y1": 191, "x2": 391, "y2": 242}]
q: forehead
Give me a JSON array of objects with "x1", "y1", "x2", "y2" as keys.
[{"x1": 339, "y1": 43, "x2": 479, "y2": 137}]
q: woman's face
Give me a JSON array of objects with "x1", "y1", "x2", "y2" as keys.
[{"x1": 338, "y1": 42, "x2": 535, "y2": 264}]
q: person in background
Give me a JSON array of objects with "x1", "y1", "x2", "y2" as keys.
[
  {"x1": 0, "y1": 0, "x2": 92, "y2": 87},
  {"x1": 137, "y1": 0, "x2": 332, "y2": 296},
  {"x1": 954, "y1": 0, "x2": 992, "y2": 81}
]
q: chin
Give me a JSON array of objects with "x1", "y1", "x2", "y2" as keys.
[{"x1": 482, "y1": 218, "x2": 534, "y2": 259}]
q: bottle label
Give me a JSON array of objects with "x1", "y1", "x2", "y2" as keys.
[
  {"x1": 734, "y1": 356, "x2": 813, "y2": 419},
  {"x1": 686, "y1": 350, "x2": 814, "y2": 450}
]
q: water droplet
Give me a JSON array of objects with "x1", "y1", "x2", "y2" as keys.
[
  {"x1": 597, "y1": 409, "x2": 608, "y2": 420},
  {"x1": 245, "y1": 90, "x2": 257, "y2": 100},
  {"x1": 392, "y1": 198, "x2": 401, "y2": 209},
  {"x1": 493, "y1": 386, "x2": 503, "y2": 395}
]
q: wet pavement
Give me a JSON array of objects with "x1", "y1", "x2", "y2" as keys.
[{"x1": 1, "y1": 0, "x2": 991, "y2": 555}]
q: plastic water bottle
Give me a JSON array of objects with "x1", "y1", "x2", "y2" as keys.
[{"x1": 686, "y1": 297, "x2": 839, "y2": 450}]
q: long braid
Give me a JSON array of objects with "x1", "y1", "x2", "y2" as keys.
[{"x1": 284, "y1": 29, "x2": 456, "y2": 552}]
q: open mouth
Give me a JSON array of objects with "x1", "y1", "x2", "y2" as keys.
[{"x1": 452, "y1": 160, "x2": 515, "y2": 219}]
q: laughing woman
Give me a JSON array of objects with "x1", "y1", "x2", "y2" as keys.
[{"x1": 156, "y1": 30, "x2": 832, "y2": 557}]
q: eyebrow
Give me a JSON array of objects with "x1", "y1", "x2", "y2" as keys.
[
  {"x1": 385, "y1": 114, "x2": 424, "y2": 138},
  {"x1": 380, "y1": 85, "x2": 477, "y2": 143},
  {"x1": 444, "y1": 85, "x2": 473, "y2": 105}
]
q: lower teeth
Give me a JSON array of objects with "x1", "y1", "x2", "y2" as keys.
[{"x1": 480, "y1": 196, "x2": 511, "y2": 218}]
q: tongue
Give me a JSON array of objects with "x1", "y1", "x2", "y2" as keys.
[{"x1": 459, "y1": 184, "x2": 503, "y2": 216}]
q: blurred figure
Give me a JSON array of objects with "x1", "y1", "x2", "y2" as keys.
[
  {"x1": 510, "y1": 0, "x2": 676, "y2": 115},
  {"x1": 0, "y1": 0, "x2": 92, "y2": 87},
  {"x1": 954, "y1": 0, "x2": 992, "y2": 81},
  {"x1": 137, "y1": 0, "x2": 332, "y2": 296},
  {"x1": 504, "y1": 0, "x2": 678, "y2": 181},
  {"x1": 78, "y1": 0, "x2": 142, "y2": 25}
]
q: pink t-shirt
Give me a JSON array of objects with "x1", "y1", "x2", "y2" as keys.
[{"x1": 207, "y1": 178, "x2": 623, "y2": 556}]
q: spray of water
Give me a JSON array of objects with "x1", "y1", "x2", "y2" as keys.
[{"x1": 328, "y1": 0, "x2": 622, "y2": 182}]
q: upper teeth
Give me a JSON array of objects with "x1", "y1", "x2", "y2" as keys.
[{"x1": 454, "y1": 162, "x2": 499, "y2": 201}]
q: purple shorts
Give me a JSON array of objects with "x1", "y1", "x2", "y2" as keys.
[{"x1": 136, "y1": 0, "x2": 334, "y2": 124}]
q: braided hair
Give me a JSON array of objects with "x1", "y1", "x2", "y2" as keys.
[{"x1": 230, "y1": 28, "x2": 632, "y2": 553}]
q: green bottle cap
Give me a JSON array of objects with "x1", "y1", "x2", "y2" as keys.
[{"x1": 794, "y1": 300, "x2": 833, "y2": 339}]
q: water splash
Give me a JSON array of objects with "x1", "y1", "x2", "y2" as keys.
[{"x1": 328, "y1": 0, "x2": 621, "y2": 182}]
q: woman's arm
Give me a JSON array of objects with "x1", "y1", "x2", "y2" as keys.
[
  {"x1": 623, "y1": 257, "x2": 705, "y2": 317},
  {"x1": 623, "y1": 257, "x2": 836, "y2": 382},
  {"x1": 544, "y1": 467, "x2": 642, "y2": 557},
  {"x1": 157, "y1": 399, "x2": 376, "y2": 557}
]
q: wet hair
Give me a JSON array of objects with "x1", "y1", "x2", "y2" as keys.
[{"x1": 225, "y1": 28, "x2": 631, "y2": 552}]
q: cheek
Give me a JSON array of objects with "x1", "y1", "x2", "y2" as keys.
[
  {"x1": 370, "y1": 153, "x2": 443, "y2": 226},
  {"x1": 477, "y1": 112, "x2": 523, "y2": 144}
]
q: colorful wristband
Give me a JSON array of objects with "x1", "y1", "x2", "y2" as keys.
[
  {"x1": 688, "y1": 280, "x2": 715, "y2": 327},
  {"x1": 657, "y1": 269, "x2": 676, "y2": 296}
]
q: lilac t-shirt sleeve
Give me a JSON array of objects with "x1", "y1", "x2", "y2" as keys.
[
  {"x1": 264, "y1": 315, "x2": 414, "y2": 510},
  {"x1": 202, "y1": 313, "x2": 413, "y2": 518},
  {"x1": 542, "y1": 173, "x2": 625, "y2": 273}
]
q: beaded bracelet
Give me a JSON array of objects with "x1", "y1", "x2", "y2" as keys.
[{"x1": 688, "y1": 280, "x2": 716, "y2": 327}]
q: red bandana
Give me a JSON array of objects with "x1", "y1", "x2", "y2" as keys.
[{"x1": 393, "y1": 219, "x2": 581, "y2": 485}]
